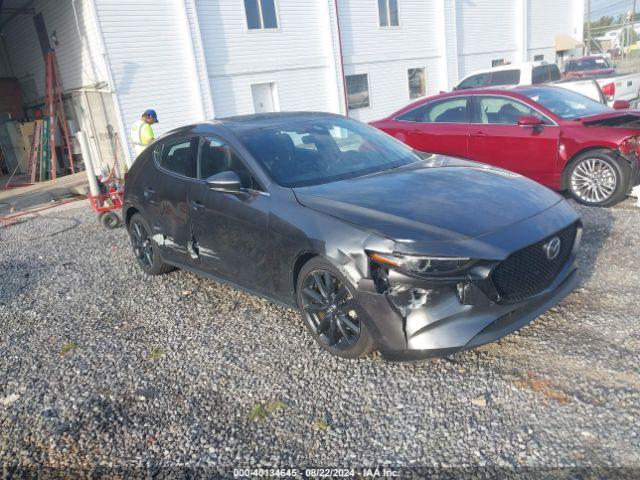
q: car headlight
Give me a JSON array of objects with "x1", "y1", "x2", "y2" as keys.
[{"x1": 368, "y1": 251, "x2": 472, "y2": 276}]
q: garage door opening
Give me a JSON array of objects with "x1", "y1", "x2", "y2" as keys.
[{"x1": 0, "y1": 0, "x2": 125, "y2": 188}]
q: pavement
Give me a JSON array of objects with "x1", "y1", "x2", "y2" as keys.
[{"x1": 0, "y1": 198, "x2": 639, "y2": 478}]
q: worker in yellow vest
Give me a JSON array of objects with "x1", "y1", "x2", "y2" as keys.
[{"x1": 130, "y1": 109, "x2": 158, "y2": 157}]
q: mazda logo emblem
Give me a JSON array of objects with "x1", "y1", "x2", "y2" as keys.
[{"x1": 543, "y1": 236, "x2": 562, "y2": 261}]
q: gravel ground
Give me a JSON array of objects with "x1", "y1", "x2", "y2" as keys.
[{"x1": 1, "y1": 198, "x2": 639, "y2": 478}]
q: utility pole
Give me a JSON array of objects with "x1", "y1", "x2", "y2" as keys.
[{"x1": 585, "y1": 0, "x2": 591, "y2": 55}]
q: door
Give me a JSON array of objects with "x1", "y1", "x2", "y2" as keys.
[
  {"x1": 251, "y1": 83, "x2": 277, "y2": 113},
  {"x1": 394, "y1": 96, "x2": 471, "y2": 158},
  {"x1": 188, "y1": 135, "x2": 271, "y2": 292},
  {"x1": 467, "y1": 95, "x2": 560, "y2": 185},
  {"x1": 144, "y1": 136, "x2": 196, "y2": 263}
]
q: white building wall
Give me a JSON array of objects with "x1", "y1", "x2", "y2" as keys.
[
  {"x1": 3, "y1": 0, "x2": 107, "y2": 102},
  {"x1": 93, "y1": 0, "x2": 206, "y2": 158},
  {"x1": 455, "y1": 0, "x2": 519, "y2": 79},
  {"x1": 527, "y1": 0, "x2": 584, "y2": 62},
  {"x1": 195, "y1": 0, "x2": 337, "y2": 118},
  {"x1": 338, "y1": 0, "x2": 443, "y2": 122},
  {"x1": 185, "y1": 0, "x2": 215, "y2": 119}
]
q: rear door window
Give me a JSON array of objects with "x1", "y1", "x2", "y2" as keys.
[
  {"x1": 397, "y1": 97, "x2": 470, "y2": 123},
  {"x1": 532, "y1": 65, "x2": 561, "y2": 84},
  {"x1": 156, "y1": 137, "x2": 194, "y2": 177},
  {"x1": 488, "y1": 69, "x2": 521, "y2": 86}
]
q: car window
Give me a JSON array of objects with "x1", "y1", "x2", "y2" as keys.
[
  {"x1": 547, "y1": 65, "x2": 561, "y2": 81},
  {"x1": 198, "y1": 136, "x2": 259, "y2": 190},
  {"x1": 457, "y1": 73, "x2": 489, "y2": 90},
  {"x1": 396, "y1": 97, "x2": 469, "y2": 123},
  {"x1": 565, "y1": 57, "x2": 610, "y2": 71},
  {"x1": 239, "y1": 117, "x2": 419, "y2": 188},
  {"x1": 532, "y1": 65, "x2": 561, "y2": 84},
  {"x1": 157, "y1": 138, "x2": 194, "y2": 177},
  {"x1": 477, "y1": 96, "x2": 546, "y2": 124},
  {"x1": 489, "y1": 69, "x2": 520, "y2": 86}
]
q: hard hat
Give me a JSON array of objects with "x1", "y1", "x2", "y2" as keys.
[{"x1": 143, "y1": 109, "x2": 158, "y2": 123}]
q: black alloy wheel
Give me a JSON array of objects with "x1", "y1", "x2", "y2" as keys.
[
  {"x1": 297, "y1": 258, "x2": 374, "y2": 358},
  {"x1": 128, "y1": 213, "x2": 172, "y2": 275}
]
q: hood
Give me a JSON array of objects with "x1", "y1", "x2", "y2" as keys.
[
  {"x1": 580, "y1": 111, "x2": 640, "y2": 128},
  {"x1": 293, "y1": 157, "x2": 563, "y2": 245}
]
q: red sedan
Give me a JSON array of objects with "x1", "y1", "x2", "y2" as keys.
[{"x1": 371, "y1": 86, "x2": 640, "y2": 207}]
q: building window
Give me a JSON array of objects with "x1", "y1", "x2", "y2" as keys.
[
  {"x1": 408, "y1": 68, "x2": 426, "y2": 99},
  {"x1": 378, "y1": 0, "x2": 399, "y2": 27},
  {"x1": 244, "y1": 0, "x2": 278, "y2": 30},
  {"x1": 491, "y1": 58, "x2": 506, "y2": 67},
  {"x1": 534, "y1": 54, "x2": 544, "y2": 61},
  {"x1": 346, "y1": 74, "x2": 370, "y2": 110}
]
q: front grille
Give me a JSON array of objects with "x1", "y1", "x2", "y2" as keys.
[{"x1": 491, "y1": 223, "x2": 577, "y2": 303}]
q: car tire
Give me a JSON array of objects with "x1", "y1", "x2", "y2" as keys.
[
  {"x1": 296, "y1": 257, "x2": 374, "y2": 359},
  {"x1": 128, "y1": 213, "x2": 173, "y2": 275},
  {"x1": 566, "y1": 150, "x2": 630, "y2": 207}
]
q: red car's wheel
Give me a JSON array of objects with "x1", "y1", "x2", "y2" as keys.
[{"x1": 567, "y1": 150, "x2": 630, "y2": 207}]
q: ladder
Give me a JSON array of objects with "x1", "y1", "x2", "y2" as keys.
[{"x1": 44, "y1": 50, "x2": 75, "y2": 180}]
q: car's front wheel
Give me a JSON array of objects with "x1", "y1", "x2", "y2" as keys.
[
  {"x1": 567, "y1": 150, "x2": 629, "y2": 207},
  {"x1": 296, "y1": 257, "x2": 374, "y2": 359}
]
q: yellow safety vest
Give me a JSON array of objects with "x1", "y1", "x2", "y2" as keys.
[{"x1": 130, "y1": 119, "x2": 154, "y2": 155}]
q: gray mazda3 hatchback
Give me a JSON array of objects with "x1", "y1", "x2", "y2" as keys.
[{"x1": 123, "y1": 112, "x2": 581, "y2": 361}]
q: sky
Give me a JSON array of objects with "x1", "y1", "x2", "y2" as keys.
[{"x1": 590, "y1": 0, "x2": 635, "y2": 20}]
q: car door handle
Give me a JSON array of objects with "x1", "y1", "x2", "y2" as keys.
[
  {"x1": 190, "y1": 200, "x2": 205, "y2": 210},
  {"x1": 471, "y1": 131, "x2": 488, "y2": 137}
]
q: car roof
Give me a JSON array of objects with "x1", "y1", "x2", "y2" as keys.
[
  {"x1": 459, "y1": 61, "x2": 551, "y2": 77},
  {"x1": 215, "y1": 111, "x2": 343, "y2": 133},
  {"x1": 158, "y1": 111, "x2": 345, "y2": 139}
]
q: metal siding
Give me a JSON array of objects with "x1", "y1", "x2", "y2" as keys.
[
  {"x1": 195, "y1": 0, "x2": 337, "y2": 117},
  {"x1": 94, "y1": 0, "x2": 204, "y2": 157},
  {"x1": 527, "y1": 0, "x2": 583, "y2": 58},
  {"x1": 185, "y1": 0, "x2": 215, "y2": 119},
  {"x1": 456, "y1": 0, "x2": 518, "y2": 78},
  {"x1": 338, "y1": 0, "x2": 443, "y2": 122}
]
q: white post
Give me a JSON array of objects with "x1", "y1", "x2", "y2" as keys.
[{"x1": 77, "y1": 131, "x2": 101, "y2": 197}]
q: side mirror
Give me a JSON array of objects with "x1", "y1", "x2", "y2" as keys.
[
  {"x1": 613, "y1": 99, "x2": 630, "y2": 110},
  {"x1": 205, "y1": 171, "x2": 242, "y2": 192},
  {"x1": 517, "y1": 115, "x2": 544, "y2": 127}
]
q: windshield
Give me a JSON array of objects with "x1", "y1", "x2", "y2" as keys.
[
  {"x1": 518, "y1": 87, "x2": 611, "y2": 120},
  {"x1": 239, "y1": 117, "x2": 421, "y2": 188},
  {"x1": 565, "y1": 57, "x2": 611, "y2": 72}
]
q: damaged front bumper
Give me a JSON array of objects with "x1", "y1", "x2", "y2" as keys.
[{"x1": 355, "y1": 255, "x2": 580, "y2": 362}]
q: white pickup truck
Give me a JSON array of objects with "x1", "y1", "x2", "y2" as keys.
[
  {"x1": 454, "y1": 62, "x2": 606, "y2": 103},
  {"x1": 563, "y1": 56, "x2": 640, "y2": 107}
]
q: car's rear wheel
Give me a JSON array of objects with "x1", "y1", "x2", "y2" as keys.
[
  {"x1": 567, "y1": 150, "x2": 629, "y2": 207},
  {"x1": 128, "y1": 213, "x2": 173, "y2": 275},
  {"x1": 296, "y1": 257, "x2": 374, "y2": 359}
]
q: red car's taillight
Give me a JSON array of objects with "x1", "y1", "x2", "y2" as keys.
[{"x1": 602, "y1": 82, "x2": 615, "y2": 101}]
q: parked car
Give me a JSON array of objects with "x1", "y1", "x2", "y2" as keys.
[
  {"x1": 563, "y1": 55, "x2": 640, "y2": 106},
  {"x1": 563, "y1": 55, "x2": 617, "y2": 79},
  {"x1": 454, "y1": 62, "x2": 605, "y2": 103},
  {"x1": 371, "y1": 86, "x2": 640, "y2": 207},
  {"x1": 123, "y1": 112, "x2": 581, "y2": 361}
]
